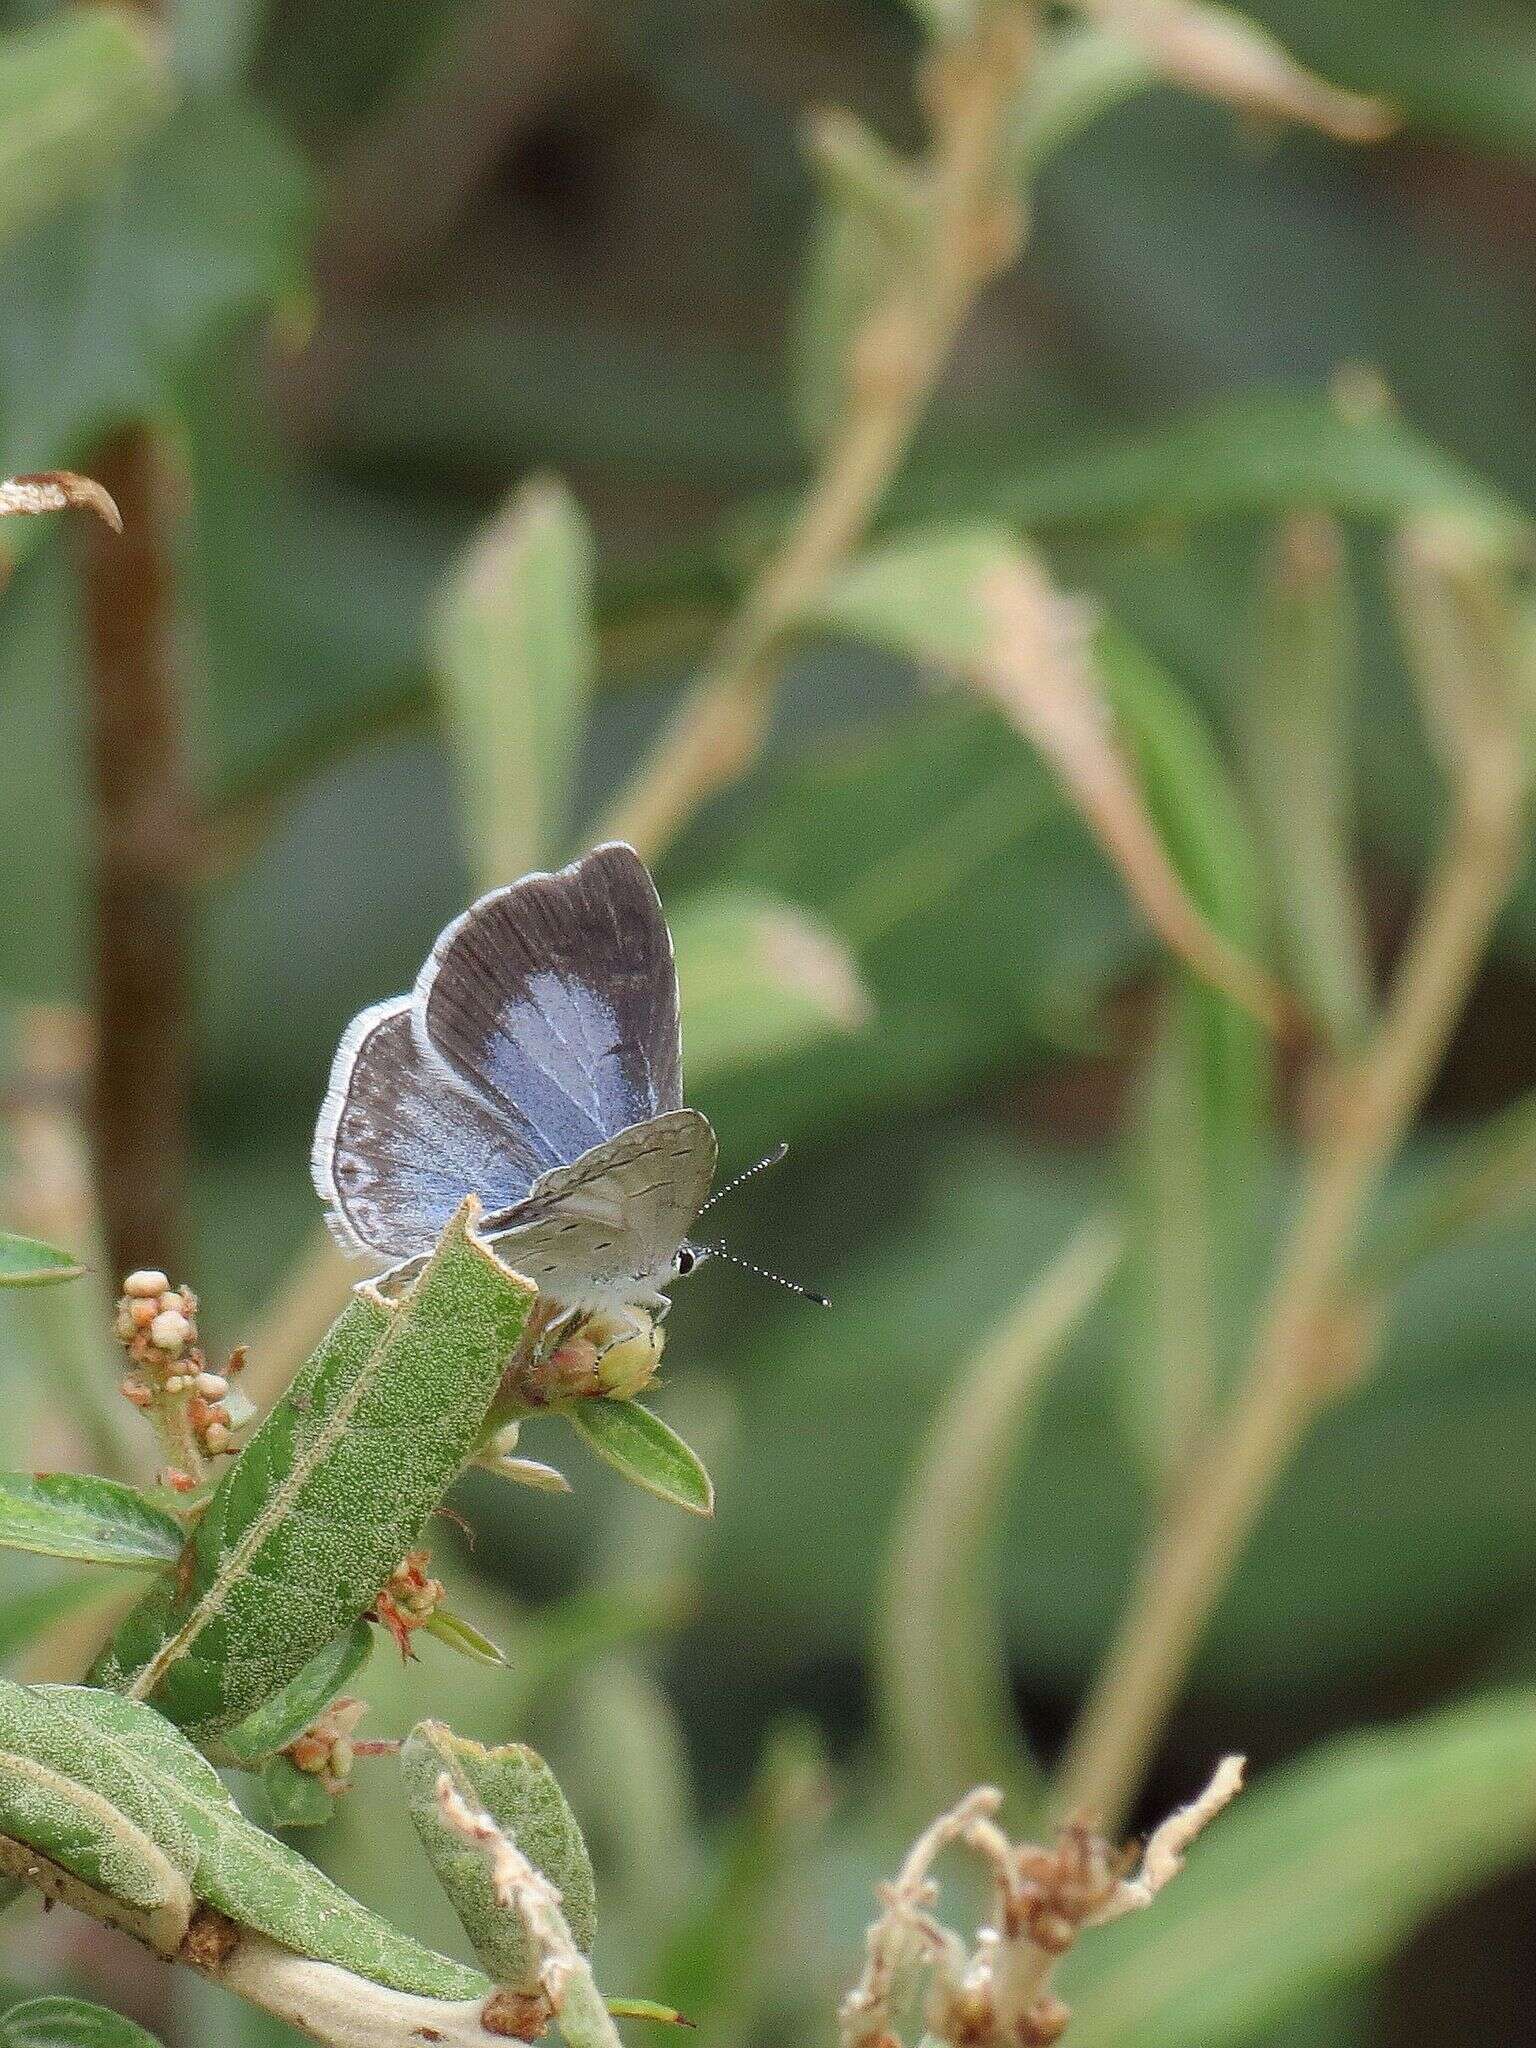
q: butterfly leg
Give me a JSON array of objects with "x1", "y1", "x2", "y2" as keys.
[{"x1": 586, "y1": 1290, "x2": 671, "y2": 1366}]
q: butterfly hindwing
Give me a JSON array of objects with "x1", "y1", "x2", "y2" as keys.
[
  {"x1": 413, "y1": 844, "x2": 683, "y2": 1178},
  {"x1": 311, "y1": 998, "x2": 544, "y2": 1260},
  {"x1": 485, "y1": 1108, "x2": 717, "y2": 1305}
]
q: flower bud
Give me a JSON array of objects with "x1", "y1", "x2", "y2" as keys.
[
  {"x1": 150, "y1": 1308, "x2": 191, "y2": 1352},
  {"x1": 595, "y1": 1313, "x2": 664, "y2": 1400},
  {"x1": 123, "y1": 1270, "x2": 169, "y2": 1298}
]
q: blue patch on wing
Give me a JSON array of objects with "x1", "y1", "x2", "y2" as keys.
[{"x1": 414, "y1": 844, "x2": 683, "y2": 1173}]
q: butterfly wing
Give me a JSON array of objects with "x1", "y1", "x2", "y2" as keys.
[
  {"x1": 312, "y1": 998, "x2": 543, "y2": 1261},
  {"x1": 485, "y1": 1108, "x2": 717, "y2": 1307},
  {"x1": 413, "y1": 843, "x2": 682, "y2": 1177}
]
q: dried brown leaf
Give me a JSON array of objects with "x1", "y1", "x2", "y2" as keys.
[
  {"x1": 1076, "y1": 0, "x2": 1397, "y2": 141},
  {"x1": 976, "y1": 555, "x2": 1290, "y2": 1033},
  {"x1": 0, "y1": 471, "x2": 123, "y2": 531}
]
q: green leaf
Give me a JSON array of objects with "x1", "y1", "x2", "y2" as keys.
[
  {"x1": 1104, "y1": 626, "x2": 1276, "y2": 1476},
  {"x1": 429, "y1": 475, "x2": 596, "y2": 891},
  {"x1": 1007, "y1": 19, "x2": 1157, "y2": 179},
  {"x1": 0, "y1": 1995, "x2": 164, "y2": 2048},
  {"x1": 216, "y1": 1618, "x2": 373, "y2": 1769},
  {"x1": 402, "y1": 1722, "x2": 596, "y2": 1988},
  {"x1": 562, "y1": 1400, "x2": 715, "y2": 1517},
  {"x1": 0, "y1": 1474, "x2": 183, "y2": 1570},
  {"x1": 421, "y1": 1606, "x2": 507, "y2": 1668},
  {"x1": 0, "y1": 1679, "x2": 485, "y2": 1996},
  {"x1": 877, "y1": 1223, "x2": 1117, "y2": 1817},
  {"x1": 0, "y1": 93, "x2": 309, "y2": 484},
  {"x1": 887, "y1": 387, "x2": 1528, "y2": 546},
  {"x1": 0, "y1": 1233, "x2": 83, "y2": 1289},
  {"x1": 260, "y1": 1754, "x2": 334, "y2": 1831},
  {"x1": 0, "y1": 10, "x2": 172, "y2": 254},
  {"x1": 673, "y1": 887, "x2": 870, "y2": 1084},
  {"x1": 603, "y1": 2000, "x2": 694, "y2": 2028},
  {"x1": 1062, "y1": 1691, "x2": 1536, "y2": 2048},
  {"x1": 92, "y1": 1202, "x2": 535, "y2": 1740},
  {"x1": 810, "y1": 528, "x2": 1284, "y2": 1038},
  {"x1": 1239, "y1": 515, "x2": 1372, "y2": 1052}
]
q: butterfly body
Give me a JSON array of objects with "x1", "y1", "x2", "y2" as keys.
[{"x1": 313, "y1": 843, "x2": 717, "y2": 1326}]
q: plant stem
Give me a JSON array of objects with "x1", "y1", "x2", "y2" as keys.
[
  {"x1": 597, "y1": 5, "x2": 1033, "y2": 862},
  {"x1": 77, "y1": 424, "x2": 189, "y2": 1280},
  {"x1": 1054, "y1": 738, "x2": 1526, "y2": 1834},
  {"x1": 0, "y1": 1830, "x2": 497, "y2": 2048}
]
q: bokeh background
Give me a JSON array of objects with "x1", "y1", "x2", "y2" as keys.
[{"x1": 4, "y1": 1, "x2": 1536, "y2": 2043}]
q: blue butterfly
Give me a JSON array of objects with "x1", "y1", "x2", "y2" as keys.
[{"x1": 313, "y1": 843, "x2": 815, "y2": 1328}]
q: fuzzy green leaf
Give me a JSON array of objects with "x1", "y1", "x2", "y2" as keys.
[
  {"x1": 0, "y1": 1234, "x2": 83, "y2": 1289},
  {"x1": 0, "y1": 1996, "x2": 164, "y2": 2048},
  {"x1": 260, "y1": 1755, "x2": 334, "y2": 1831},
  {"x1": 562, "y1": 1400, "x2": 715, "y2": 1517},
  {"x1": 92, "y1": 1202, "x2": 534, "y2": 1739},
  {"x1": 430, "y1": 475, "x2": 595, "y2": 891},
  {"x1": 217, "y1": 1618, "x2": 373, "y2": 1768},
  {"x1": 402, "y1": 1722, "x2": 596, "y2": 1987},
  {"x1": 0, "y1": 1679, "x2": 485, "y2": 1997},
  {"x1": 0, "y1": 1474, "x2": 183, "y2": 1571},
  {"x1": 0, "y1": 10, "x2": 172, "y2": 254}
]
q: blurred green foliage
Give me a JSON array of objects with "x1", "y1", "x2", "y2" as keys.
[{"x1": 3, "y1": 0, "x2": 1536, "y2": 2043}]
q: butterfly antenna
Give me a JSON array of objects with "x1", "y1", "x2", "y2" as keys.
[
  {"x1": 706, "y1": 1239, "x2": 829, "y2": 1308},
  {"x1": 697, "y1": 1141, "x2": 790, "y2": 1216}
]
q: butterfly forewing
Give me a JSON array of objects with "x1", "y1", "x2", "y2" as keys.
[
  {"x1": 484, "y1": 1108, "x2": 717, "y2": 1305},
  {"x1": 413, "y1": 843, "x2": 683, "y2": 1178},
  {"x1": 311, "y1": 999, "x2": 544, "y2": 1259}
]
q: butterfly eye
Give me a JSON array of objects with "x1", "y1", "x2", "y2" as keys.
[{"x1": 674, "y1": 1247, "x2": 696, "y2": 1276}]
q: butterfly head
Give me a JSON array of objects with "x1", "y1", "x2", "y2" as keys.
[{"x1": 672, "y1": 1242, "x2": 711, "y2": 1279}]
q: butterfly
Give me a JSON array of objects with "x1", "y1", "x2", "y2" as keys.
[{"x1": 312, "y1": 842, "x2": 817, "y2": 1333}]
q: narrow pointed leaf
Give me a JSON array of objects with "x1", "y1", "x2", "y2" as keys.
[
  {"x1": 1239, "y1": 513, "x2": 1371, "y2": 1052},
  {"x1": 217, "y1": 1618, "x2": 374, "y2": 1768},
  {"x1": 430, "y1": 476, "x2": 596, "y2": 890},
  {"x1": 877, "y1": 1225, "x2": 1116, "y2": 1815},
  {"x1": 605, "y1": 2001, "x2": 695, "y2": 2029},
  {"x1": 562, "y1": 1399, "x2": 715, "y2": 1516},
  {"x1": 0, "y1": 1474, "x2": 183, "y2": 1570},
  {"x1": 0, "y1": 1679, "x2": 486, "y2": 1996},
  {"x1": 0, "y1": 1997, "x2": 165, "y2": 2048},
  {"x1": 403, "y1": 1721, "x2": 596, "y2": 1986},
  {"x1": 92, "y1": 1203, "x2": 534, "y2": 1739},
  {"x1": 422, "y1": 1606, "x2": 507, "y2": 1668},
  {"x1": 0, "y1": 1233, "x2": 83, "y2": 1289}
]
